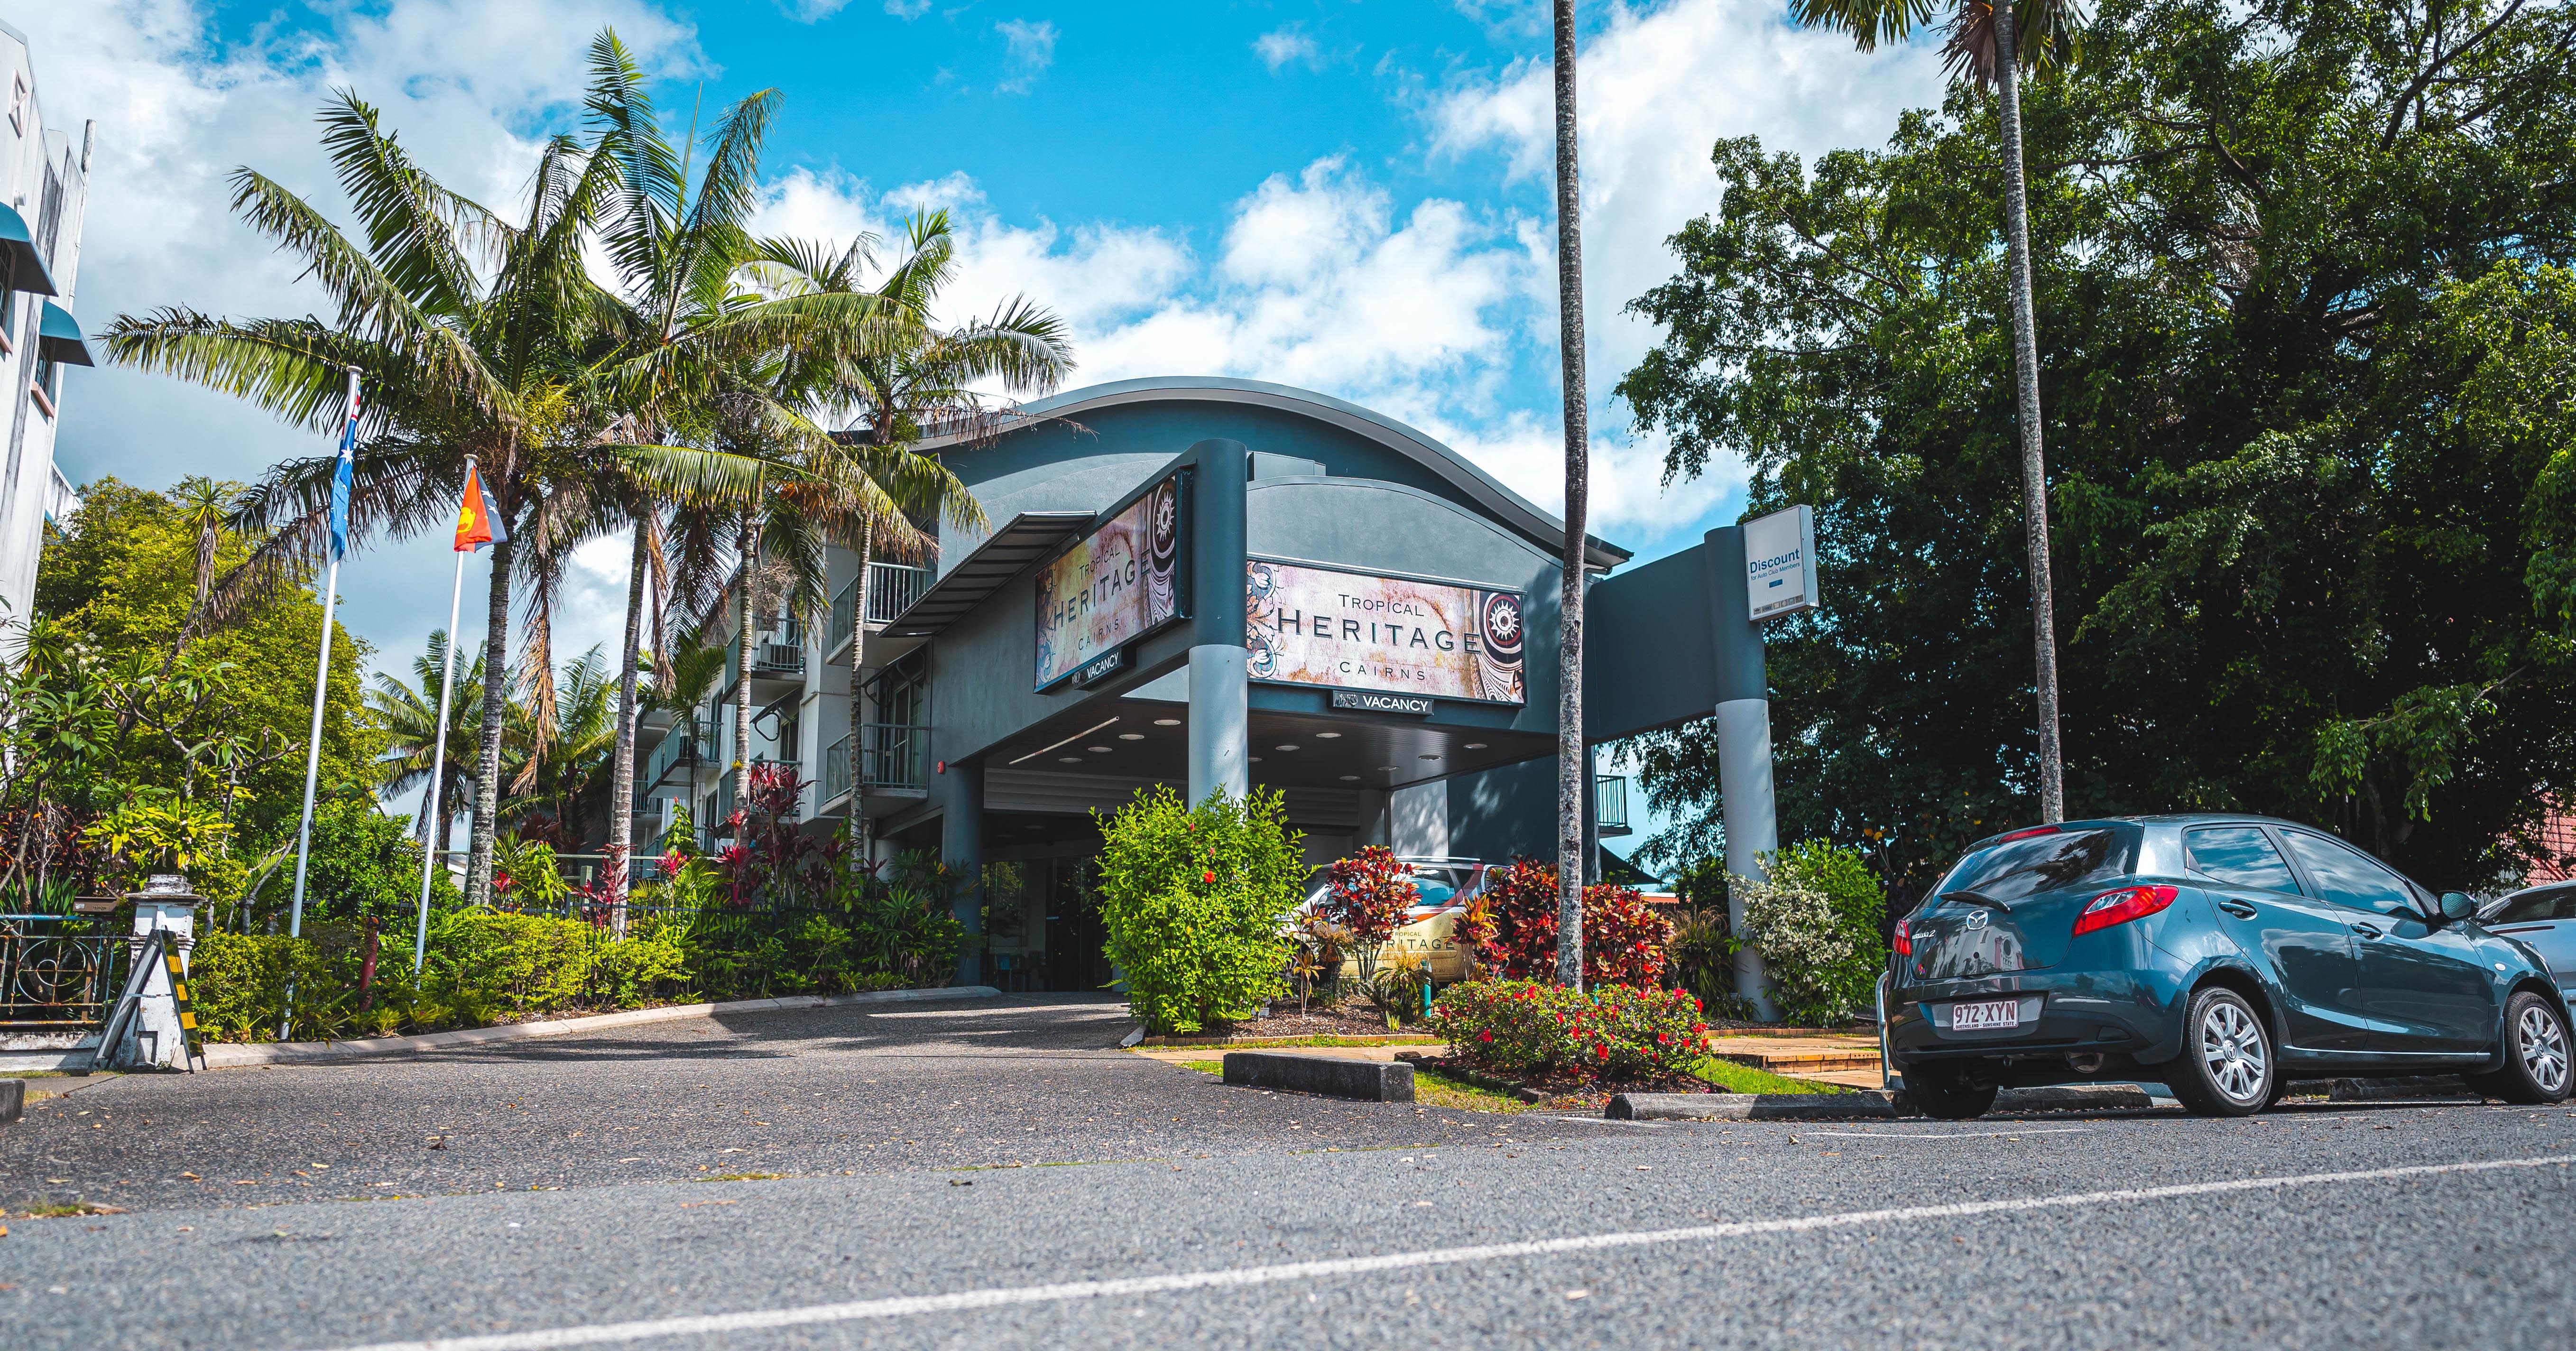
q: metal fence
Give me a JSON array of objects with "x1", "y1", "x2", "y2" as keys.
[{"x1": 1, "y1": 915, "x2": 126, "y2": 1030}]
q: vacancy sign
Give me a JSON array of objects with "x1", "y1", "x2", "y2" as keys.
[{"x1": 1744, "y1": 505, "x2": 1819, "y2": 621}]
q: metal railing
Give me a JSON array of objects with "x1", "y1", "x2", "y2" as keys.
[
  {"x1": 820, "y1": 734, "x2": 851, "y2": 803},
  {"x1": 1, "y1": 915, "x2": 124, "y2": 1029},
  {"x1": 643, "y1": 729, "x2": 701, "y2": 792},
  {"x1": 828, "y1": 576, "x2": 859, "y2": 653},
  {"x1": 724, "y1": 620, "x2": 808, "y2": 682},
  {"x1": 1595, "y1": 774, "x2": 1632, "y2": 835},
  {"x1": 867, "y1": 563, "x2": 931, "y2": 624},
  {"x1": 859, "y1": 722, "x2": 931, "y2": 791}
]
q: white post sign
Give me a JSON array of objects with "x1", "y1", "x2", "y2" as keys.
[{"x1": 1743, "y1": 504, "x2": 1818, "y2": 621}]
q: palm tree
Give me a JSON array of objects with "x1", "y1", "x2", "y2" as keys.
[
  {"x1": 368, "y1": 629, "x2": 490, "y2": 859},
  {"x1": 501, "y1": 644, "x2": 616, "y2": 843},
  {"x1": 644, "y1": 635, "x2": 730, "y2": 842},
  {"x1": 106, "y1": 79, "x2": 757, "y2": 907},
  {"x1": 1549, "y1": 0, "x2": 1591, "y2": 989},
  {"x1": 1792, "y1": 0, "x2": 2082, "y2": 820}
]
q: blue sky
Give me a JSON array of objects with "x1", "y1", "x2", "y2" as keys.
[{"x1": 25, "y1": 0, "x2": 1946, "y2": 853}]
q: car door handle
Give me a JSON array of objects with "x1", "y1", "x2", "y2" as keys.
[
  {"x1": 2350, "y1": 922, "x2": 2383, "y2": 938},
  {"x1": 2216, "y1": 900, "x2": 2257, "y2": 919}
]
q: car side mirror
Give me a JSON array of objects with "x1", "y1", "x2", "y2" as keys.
[{"x1": 2438, "y1": 891, "x2": 2476, "y2": 922}]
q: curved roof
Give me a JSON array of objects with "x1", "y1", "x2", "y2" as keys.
[{"x1": 937, "y1": 377, "x2": 1631, "y2": 569}]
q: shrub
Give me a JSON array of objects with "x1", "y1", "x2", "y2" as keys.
[
  {"x1": 1429, "y1": 979, "x2": 1708, "y2": 1083},
  {"x1": 1733, "y1": 840, "x2": 1888, "y2": 1025},
  {"x1": 1455, "y1": 858, "x2": 1673, "y2": 987},
  {"x1": 1093, "y1": 785, "x2": 1305, "y2": 1035}
]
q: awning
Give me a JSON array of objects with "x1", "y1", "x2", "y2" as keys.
[
  {"x1": 38, "y1": 302, "x2": 93, "y2": 367},
  {"x1": 877, "y1": 511, "x2": 1096, "y2": 639},
  {"x1": 0, "y1": 204, "x2": 59, "y2": 297}
]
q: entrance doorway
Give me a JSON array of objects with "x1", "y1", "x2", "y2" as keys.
[{"x1": 981, "y1": 814, "x2": 1115, "y2": 993}]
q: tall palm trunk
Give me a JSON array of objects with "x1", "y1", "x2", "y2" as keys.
[
  {"x1": 733, "y1": 511, "x2": 760, "y2": 838},
  {"x1": 1550, "y1": 0, "x2": 1590, "y2": 990},
  {"x1": 466, "y1": 533, "x2": 515, "y2": 906},
  {"x1": 607, "y1": 522, "x2": 648, "y2": 936},
  {"x1": 1992, "y1": 0, "x2": 2065, "y2": 823}
]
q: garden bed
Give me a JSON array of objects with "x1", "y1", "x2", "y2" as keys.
[{"x1": 1393, "y1": 1050, "x2": 1853, "y2": 1111}]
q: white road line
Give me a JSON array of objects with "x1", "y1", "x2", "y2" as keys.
[
  {"x1": 300, "y1": 1152, "x2": 2576, "y2": 1351},
  {"x1": 1805, "y1": 1128, "x2": 2092, "y2": 1140}
]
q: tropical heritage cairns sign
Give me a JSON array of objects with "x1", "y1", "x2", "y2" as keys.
[
  {"x1": 1244, "y1": 558, "x2": 1525, "y2": 705},
  {"x1": 1034, "y1": 472, "x2": 1190, "y2": 689}
]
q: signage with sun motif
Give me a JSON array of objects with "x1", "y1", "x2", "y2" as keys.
[
  {"x1": 1244, "y1": 558, "x2": 1525, "y2": 706},
  {"x1": 1034, "y1": 471, "x2": 1190, "y2": 690}
]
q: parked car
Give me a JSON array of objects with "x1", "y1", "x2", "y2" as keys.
[
  {"x1": 1298, "y1": 857, "x2": 1489, "y2": 984},
  {"x1": 2482, "y1": 881, "x2": 2576, "y2": 1000},
  {"x1": 1884, "y1": 815, "x2": 2573, "y2": 1119}
]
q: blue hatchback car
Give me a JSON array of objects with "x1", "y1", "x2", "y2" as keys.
[{"x1": 1884, "y1": 815, "x2": 2575, "y2": 1118}]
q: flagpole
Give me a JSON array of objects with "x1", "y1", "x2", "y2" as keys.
[
  {"x1": 280, "y1": 367, "x2": 360, "y2": 1040},
  {"x1": 413, "y1": 485, "x2": 471, "y2": 971}
]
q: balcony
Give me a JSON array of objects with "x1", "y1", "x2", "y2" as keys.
[
  {"x1": 641, "y1": 729, "x2": 702, "y2": 795},
  {"x1": 858, "y1": 722, "x2": 930, "y2": 792},
  {"x1": 820, "y1": 734, "x2": 851, "y2": 805},
  {"x1": 868, "y1": 563, "x2": 931, "y2": 624},
  {"x1": 724, "y1": 619, "x2": 807, "y2": 684}
]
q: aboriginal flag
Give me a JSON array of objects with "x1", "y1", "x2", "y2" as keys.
[{"x1": 455, "y1": 462, "x2": 507, "y2": 552}]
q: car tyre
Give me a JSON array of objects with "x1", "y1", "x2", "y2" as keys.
[
  {"x1": 1905, "y1": 1061, "x2": 1999, "y2": 1120},
  {"x1": 2464, "y1": 991, "x2": 2573, "y2": 1105},
  {"x1": 2165, "y1": 987, "x2": 2274, "y2": 1118}
]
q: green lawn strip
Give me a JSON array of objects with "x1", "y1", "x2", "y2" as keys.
[
  {"x1": 1692, "y1": 1057, "x2": 1853, "y2": 1095},
  {"x1": 1178, "y1": 1060, "x2": 1224, "y2": 1074},
  {"x1": 1413, "y1": 1068, "x2": 1535, "y2": 1113}
]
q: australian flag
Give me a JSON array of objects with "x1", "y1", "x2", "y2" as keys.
[{"x1": 328, "y1": 378, "x2": 360, "y2": 562}]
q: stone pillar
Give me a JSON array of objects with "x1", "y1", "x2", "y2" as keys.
[
  {"x1": 1705, "y1": 526, "x2": 1782, "y2": 1021},
  {"x1": 126, "y1": 874, "x2": 200, "y2": 1069},
  {"x1": 942, "y1": 764, "x2": 985, "y2": 987},
  {"x1": 1186, "y1": 438, "x2": 1250, "y2": 804}
]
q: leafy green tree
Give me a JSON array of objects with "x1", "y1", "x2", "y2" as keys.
[
  {"x1": 1617, "y1": 0, "x2": 2576, "y2": 889},
  {"x1": 34, "y1": 478, "x2": 379, "y2": 844},
  {"x1": 1093, "y1": 786, "x2": 1306, "y2": 1035}
]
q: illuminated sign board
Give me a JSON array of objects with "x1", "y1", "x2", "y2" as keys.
[
  {"x1": 1744, "y1": 504, "x2": 1819, "y2": 621},
  {"x1": 1034, "y1": 472, "x2": 1189, "y2": 690},
  {"x1": 1245, "y1": 558, "x2": 1524, "y2": 706}
]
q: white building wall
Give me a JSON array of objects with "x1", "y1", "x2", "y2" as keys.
[{"x1": 0, "y1": 21, "x2": 92, "y2": 627}]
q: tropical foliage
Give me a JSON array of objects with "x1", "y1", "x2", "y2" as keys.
[
  {"x1": 1093, "y1": 786, "x2": 1308, "y2": 1035},
  {"x1": 1430, "y1": 980, "x2": 1710, "y2": 1084},
  {"x1": 1456, "y1": 859, "x2": 1673, "y2": 989}
]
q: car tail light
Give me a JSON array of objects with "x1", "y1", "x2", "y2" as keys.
[
  {"x1": 1892, "y1": 918, "x2": 1912, "y2": 955},
  {"x1": 2072, "y1": 885, "x2": 2178, "y2": 937},
  {"x1": 1995, "y1": 825, "x2": 2061, "y2": 843}
]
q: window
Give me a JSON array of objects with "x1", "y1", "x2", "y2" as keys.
[
  {"x1": 8, "y1": 73, "x2": 26, "y2": 136},
  {"x1": 1934, "y1": 825, "x2": 2140, "y2": 905},
  {"x1": 2487, "y1": 886, "x2": 2576, "y2": 925},
  {"x1": 2186, "y1": 826, "x2": 2300, "y2": 893},
  {"x1": 2280, "y1": 831, "x2": 2422, "y2": 916}
]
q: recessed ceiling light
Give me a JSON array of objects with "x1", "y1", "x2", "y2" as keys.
[
  {"x1": 1117, "y1": 732, "x2": 1145, "y2": 741},
  {"x1": 1087, "y1": 746, "x2": 1111, "y2": 753},
  {"x1": 1339, "y1": 775, "x2": 1360, "y2": 782},
  {"x1": 1315, "y1": 731, "x2": 1342, "y2": 740},
  {"x1": 1154, "y1": 718, "x2": 1182, "y2": 727},
  {"x1": 1376, "y1": 766, "x2": 1397, "y2": 773},
  {"x1": 1274, "y1": 744, "x2": 1299, "y2": 752},
  {"x1": 1464, "y1": 742, "x2": 1488, "y2": 750},
  {"x1": 1419, "y1": 753, "x2": 1442, "y2": 761},
  {"x1": 1249, "y1": 756, "x2": 1263, "y2": 763},
  {"x1": 1058, "y1": 756, "x2": 1081, "y2": 763}
]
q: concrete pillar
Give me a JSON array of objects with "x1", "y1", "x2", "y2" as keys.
[
  {"x1": 1186, "y1": 439, "x2": 1250, "y2": 804},
  {"x1": 942, "y1": 764, "x2": 985, "y2": 987},
  {"x1": 1705, "y1": 526, "x2": 1782, "y2": 1020}
]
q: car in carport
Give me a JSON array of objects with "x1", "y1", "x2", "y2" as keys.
[{"x1": 1884, "y1": 815, "x2": 2573, "y2": 1119}]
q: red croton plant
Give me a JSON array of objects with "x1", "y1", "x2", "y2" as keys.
[
  {"x1": 1316, "y1": 844, "x2": 1417, "y2": 945},
  {"x1": 1455, "y1": 857, "x2": 1672, "y2": 988}
]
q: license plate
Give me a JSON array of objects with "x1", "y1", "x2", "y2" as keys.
[{"x1": 1951, "y1": 999, "x2": 2019, "y2": 1031}]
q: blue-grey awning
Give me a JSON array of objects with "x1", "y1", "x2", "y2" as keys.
[
  {"x1": 0, "y1": 203, "x2": 58, "y2": 297},
  {"x1": 38, "y1": 301, "x2": 93, "y2": 367}
]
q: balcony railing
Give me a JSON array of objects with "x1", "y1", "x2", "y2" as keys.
[
  {"x1": 1595, "y1": 774, "x2": 1632, "y2": 837},
  {"x1": 725, "y1": 620, "x2": 807, "y2": 682},
  {"x1": 867, "y1": 563, "x2": 931, "y2": 624},
  {"x1": 642, "y1": 730, "x2": 701, "y2": 793},
  {"x1": 858, "y1": 722, "x2": 931, "y2": 792},
  {"x1": 829, "y1": 577, "x2": 859, "y2": 653}
]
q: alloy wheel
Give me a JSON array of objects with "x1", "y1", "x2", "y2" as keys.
[
  {"x1": 2518, "y1": 1004, "x2": 2570, "y2": 1096},
  {"x1": 2199, "y1": 999, "x2": 2268, "y2": 1104}
]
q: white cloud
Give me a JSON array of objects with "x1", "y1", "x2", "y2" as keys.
[
  {"x1": 1427, "y1": 0, "x2": 1943, "y2": 441},
  {"x1": 993, "y1": 19, "x2": 1057, "y2": 94},
  {"x1": 1253, "y1": 27, "x2": 1321, "y2": 72},
  {"x1": 884, "y1": 0, "x2": 931, "y2": 15},
  {"x1": 783, "y1": 0, "x2": 860, "y2": 20}
]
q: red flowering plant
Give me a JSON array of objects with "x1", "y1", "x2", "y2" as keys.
[
  {"x1": 1428, "y1": 979, "x2": 1708, "y2": 1083},
  {"x1": 1453, "y1": 858, "x2": 1674, "y2": 988},
  {"x1": 1315, "y1": 846, "x2": 1420, "y2": 1019}
]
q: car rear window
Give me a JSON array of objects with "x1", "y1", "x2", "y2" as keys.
[
  {"x1": 2485, "y1": 885, "x2": 2576, "y2": 925},
  {"x1": 1934, "y1": 825, "x2": 2140, "y2": 906}
]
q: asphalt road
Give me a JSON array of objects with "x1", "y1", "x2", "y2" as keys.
[{"x1": 6, "y1": 993, "x2": 2575, "y2": 1350}]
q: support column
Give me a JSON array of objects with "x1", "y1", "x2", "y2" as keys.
[
  {"x1": 1185, "y1": 439, "x2": 1250, "y2": 804},
  {"x1": 942, "y1": 763, "x2": 985, "y2": 987},
  {"x1": 1705, "y1": 526, "x2": 1782, "y2": 1020}
]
